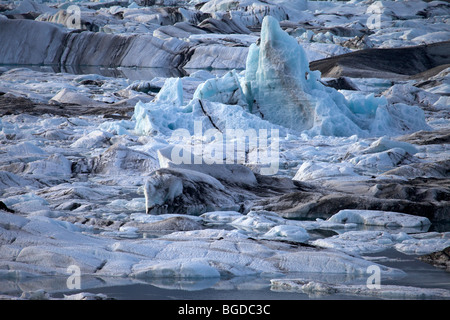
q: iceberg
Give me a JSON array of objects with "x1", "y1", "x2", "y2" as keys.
[
  {"x1": 242, "y1": 16, "x2": 430, "y2": 137},
  {"x1": 132, "y1": 16, "x2": 430, "y2": 141}
]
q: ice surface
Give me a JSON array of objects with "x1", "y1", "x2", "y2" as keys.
[
  {"x1": 262, "y1": 225, "x2": 310, "y2": 243},
  {"x1": 154, "y1": 77, "x2": 184, "y2": 107},
  {"x1": 0, "y1": 0, "x2": 449, "y2": 300},
  {"x1": 0, "y1": 211, "x2": 404, "y2": 282},
  {"x1": 293, "y1": 161, "x2": 360, "y2": 182},
  {"x1": 193, "y1": 70, "x2": 247, "y2": 106},
  {"x1": 71, "y1": 130, "x2": 113, "y2": 149},
  {"x1": 394, "y1": 232, "x2": 450, "y2": 255},
  {"x1": 312, "y1": 230, "x2": 410, "y2": 255},
  {"x1": 129, "y1": 16, "x2": 431, "y2": 139},
  {"x1": 327, "y1": 210, "x2": 431, "y2": 229},
  {"x1": 312, "y1": 228, "x2": 449, "y2": 256},
  {"x1": 243, "y1": 16, "x2": 317, "y2": 131}
]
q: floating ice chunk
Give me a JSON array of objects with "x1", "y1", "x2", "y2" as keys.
[
  {"x1": 193, "y1": 70, "x2": 247, "y2": 106},
  {"x1": 394, "y1": 232, "x2": 450, "y2": 255},
  {"x1": 5, "y1": 141, "x2": 46, "y2": 157},
  {"x1": 128, "y1": 2, "x2": 139, "y2": 9},
  {"x1": 157, "y1": 145, "x2": 258, "y2": 186},
  {"x1": 311, "y1": 230, "x2": 401, "y2": 255},
  {"x1": 154, "y1": 77, "x2": 184, "y2": 107},
  {"x1": 133, "y1": 70, "x2": 285, "y2": 137},
  {"x1": 132, "y1": 99, "x2": 193, "y2": 136},
  {"x1": 4, "y1": 0, "x2": 57, "y2": 15},
  {"x1": 350, "y1": 147, "x2": 417, "y2": 172},
  {"x1": 0, "y1": 171, "x2": 35, "y2": 189},
  {"x1": 412, "y1": 31, "x2": 450, "y2": 45},
  {"x1": 71, "y1": 130, "x2": 113, "y2": 149},
  {"x1": 92, "y1": 143, "x2": 158, "y2": 176},
  {"x1": 263, "y1": 225, "x2": 309, "y2": 242},
  {"x1": 2, "y1": 193, "x2": 50, "y2": 214},
  {"x1": 231, "y1": 210, "x2": 285, "y2": 231},
  {"x1": 362, "y1": 136, "x2": 418, "y2": 155},
  {"x1": 200, "y1": 211, "x2": 243, "y2": 223},
  {"x1": 271, "y1": 279, "x2": 450, "y2": 299},
  {"x1": 300, "y1": 42, "x2": 352, "y2": 62},
  {"x1": 15, "y1": 245, "x2": 105, "y2": 274},
  {"x1": 143, "y1": 167, "x2": 241, "y2": 215},
  {"x1": 200, "y1": 0, "x2": 290, "y2": 26},
  {"x1": 63, "y1": 292, "x2": 110, "y2": 300},
  {"x1": 24, "y1": 154, "x2": 72, "y2": 177},
  {"x1": 107, "y1": 198, "x2": 146, "y2": 213},
  {"x1": 368, "y1": 103, "x2": 431, "y2": 136},
  {"x1": 99, "y1": 120, "x2": 135, "y2": 136},
  {"x1": 383, "y1": 83, "x2": 440, "y2": 107},
  {"x1": 128, "y1": 215, "x2": 204, "y2": 233},
  {"x1": 183, "y1": 44, "x2": 249, "y2": 70},
  {"x1": 35, "y1": 182, "x2": 121, "y2": 202},
  {"x1": 132, "y1": 259, "x2": 221, "y2": 279},
  {"x1": 160, "y1": 229, "x2": 249, "y2": 241},
  {"x1": 50, "y1": 88, "x2": 101, "y2": 106},
  {"x1": 327, "y1": 210, "x2": 431, "y2": 229},
  {"x1": 101, "y1": 226, "x2": 140, "y2": 239},
  {"x1": 0, "y1": 211, "x2": 29, "y2": 230},
  {"x1": 243, "y1": 16, "x2": 317, "y2": 131},
  {"x1": 188, "y1": 70, "x2": 215, "y2": 81},
  {"x1": 242, "y1": 16, "x2": 429, "y2": 137},
  {"x1": 130, "y1": 213, "x2": 202, "y2": 224},
  {"x1": 293, "y1": 161, "x2": 359, "y2": 181}
]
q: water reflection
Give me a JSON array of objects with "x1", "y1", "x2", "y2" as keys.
[{"x1": 0, "y1": 270, "x2": 386, "y2": 299}]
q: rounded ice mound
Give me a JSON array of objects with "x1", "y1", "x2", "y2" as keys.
[
  {"x1": 263, "y1": 225, "x2": 310, "y2": 242},
  {"x1": 327, "y1": 209, "x2": 431, "y2": 229}
]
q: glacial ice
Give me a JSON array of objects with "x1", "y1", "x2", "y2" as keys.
[
  {"x1": 327, "y1": 209, "x2": 431, "y2": 229},
  {"x1": 133, "y1": 16, "x2": 430, "y2": 140},
  {"x1": 312, "y1": 230, "x2": 450, "y2": 256},
  {"x1": 0, "y1": 0, "x2": 449, "y2": 300},
  {"x1": 0, "y1": 210, "x2": 404, "y2": 281},
  {"x1": 193, "y1": 70, "x2": 247, "y2": 106},
  {"x1": 262, "y1": 225, "x2": 310, "y2": 243},
  {"x1": 271, "y1": 278, "x2": 450, "y2": 299},
  {"x1": 242, "y1": 16, "x2": 430, "y2": 137}
]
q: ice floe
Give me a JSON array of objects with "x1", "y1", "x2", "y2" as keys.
[
  {"x1": 327, "y1": 209, "x2": 431, "y2": 229},
  {"x1": 271, "y1": 278, "x2": 450, "y2": 299}
]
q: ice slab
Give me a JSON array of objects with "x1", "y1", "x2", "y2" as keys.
[
  {"x1": 157, "y1": 145, "x2": 258, "y2": 186},
  {"x1": 394, "y1": 232, "x2": 450, "y2": 255},
  {"x1": 271, "y1": 278, "x2": 450, "y2": 299},
  {"x1": 242, "y1": 16, "x2": 430, "y2": 137},
  {"x1": 262, "y1": 225, "x2": 310, "y2": 243},
  {"x1": 311, "y1": 230, "x2": 411, "y2": 255},
  {"x1": 0, "y1": 211, "x2": 404, "y2": 282},
  {"x1": 327, "y1": 210, "x2": 431, "y2": 229},
  {"x1": 312, "y1": 229, "x2": 449, "y2": 256}
]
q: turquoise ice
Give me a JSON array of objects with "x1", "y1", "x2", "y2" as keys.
[{"x1": 242, "y1": 16, "x2": 430, "y2": 137}]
